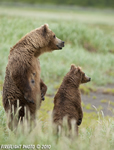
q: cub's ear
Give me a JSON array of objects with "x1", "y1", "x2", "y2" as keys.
[
  {"x1": 43, "y1": 24, "x2": 49, "y2": 33},
  {"x1": 70, "y1": 64, "x2": 76, "y2": 71},
  {"x1": 77, "y1": 66, "x2": 82, "y2": 72}
]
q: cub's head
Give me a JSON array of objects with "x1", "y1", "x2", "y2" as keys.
[{"x1": 69, "y1": 64, "x2": 91, "y2": 84}]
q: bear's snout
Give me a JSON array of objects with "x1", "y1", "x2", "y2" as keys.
[
  {"x1": 61, "y1": 41, "x2": 65, "y2": 47},
  {"x1": 56, "y1": 40, "x2": 65, "y2": 50},
  {"x1": 88, "y1": 77, "x2": 91, "y2": 81}
]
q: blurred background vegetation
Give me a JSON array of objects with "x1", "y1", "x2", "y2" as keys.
[{"x1": 0, "y1": 0, "x2": 114, "y2": 8}]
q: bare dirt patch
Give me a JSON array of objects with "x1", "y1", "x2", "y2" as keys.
[{"x1": 82, "y1": 85, "x2": 114, "y2": 116}]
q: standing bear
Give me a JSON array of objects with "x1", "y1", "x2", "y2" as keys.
[
  {"x1": 53, "y1": 64, "x2": 91, "y2": 135},
  {"x1": 2, "y1": 24, "x2": 64, "y2": 130}
]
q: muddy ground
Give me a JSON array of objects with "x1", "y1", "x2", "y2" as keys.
[{"x1": 82, "y1": 85, "x2": 114, "y2": 116}]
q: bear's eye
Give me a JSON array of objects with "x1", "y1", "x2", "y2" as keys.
[
  {"x1": 33, "y1": 73, "x2": 36, "y2": 76},
  {"x1": 53, "y1": 35, "x2": 56, "y2": 38},
  {"x1": 31, "y1": 79, "x2": 35, "y2": 84}
]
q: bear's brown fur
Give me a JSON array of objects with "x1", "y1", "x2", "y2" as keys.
[
  {"x1": 2, "y1": 24, "x2": 64, "y2": 130},
  {"x1": 53, "y1": 64, "x2": 91, "y2": 135}
]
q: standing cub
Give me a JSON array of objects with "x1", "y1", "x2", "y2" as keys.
[{"x1": 53, "y1": 64, "x2": 91, "y2": 134}]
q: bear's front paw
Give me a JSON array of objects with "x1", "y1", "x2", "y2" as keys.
[
  {"x1": 77, "y1": 118, "x2": 82, "y2": 126},
  {"x1": 24, "y1": 95, "x2": 34, "y2": 104},
  {"x1": 41, "y1": 93, "x2": 45, "y2": 101}
]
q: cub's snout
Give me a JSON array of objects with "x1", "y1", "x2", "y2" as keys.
[
  {"x1": 85, "y1": 75, "x2": 91, "y2": 82},
  {"x1": 81, "y1": 74, "x2": 91, "y2": 83}
]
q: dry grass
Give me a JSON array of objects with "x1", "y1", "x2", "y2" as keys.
[{"x1": 0, "y1": 103, "x2": 114, "y2": 150}]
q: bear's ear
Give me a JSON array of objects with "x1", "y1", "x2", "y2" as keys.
[
  {"x1": 70, "y1": 64, "x2": 76, "y2": 71},
  {"x1": 77, "y1": 66, "x2": 82, "y2": 72},
  {"x1": 43, "y1": 24, "x2": 49, "y2": 33}
]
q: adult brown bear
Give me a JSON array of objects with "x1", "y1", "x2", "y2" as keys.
[{"x1": 2, "y1": 24, "x2": 64, "y2": 130}]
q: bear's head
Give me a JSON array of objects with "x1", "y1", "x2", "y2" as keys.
[
  {"x1": 69, "y1": 64, "x2": 91, "y2": 84},
  {"x1": 29, "y1": 24, "x2": 65, "y2": 56}
]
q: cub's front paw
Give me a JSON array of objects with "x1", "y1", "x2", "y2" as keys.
[
  {"x1": 41, "y1": 93, "x2": 45, "y2": 101},
  {"x1": 77, "y1": 118, "x2": 82, "y2": 126}
]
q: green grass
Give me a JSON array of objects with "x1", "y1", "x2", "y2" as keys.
[
  {"x1": 92, "y1": 96, "x2": 97, "y2": 99},
  {"x1": 0, "y1": 5, "x2": 114, "y2": 150},
  {"x1": 0, "y1": 6, "x2": 114, "y2": 91}
]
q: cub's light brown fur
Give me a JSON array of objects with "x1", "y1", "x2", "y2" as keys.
[
  {"x1": 2, "y1": 24, "x2": 64, "y2": 130},
  {"x1": 53, "y1": 64, "x2": 91, "y2": 134}
]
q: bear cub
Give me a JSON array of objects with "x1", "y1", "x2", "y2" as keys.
[{"x1": 53, "y1": 64, "x2": 91, "y2": 134}]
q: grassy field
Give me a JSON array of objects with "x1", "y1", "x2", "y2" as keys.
[{"x1": 0, "y1": 4, "x2": 114, "y2": 150}]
